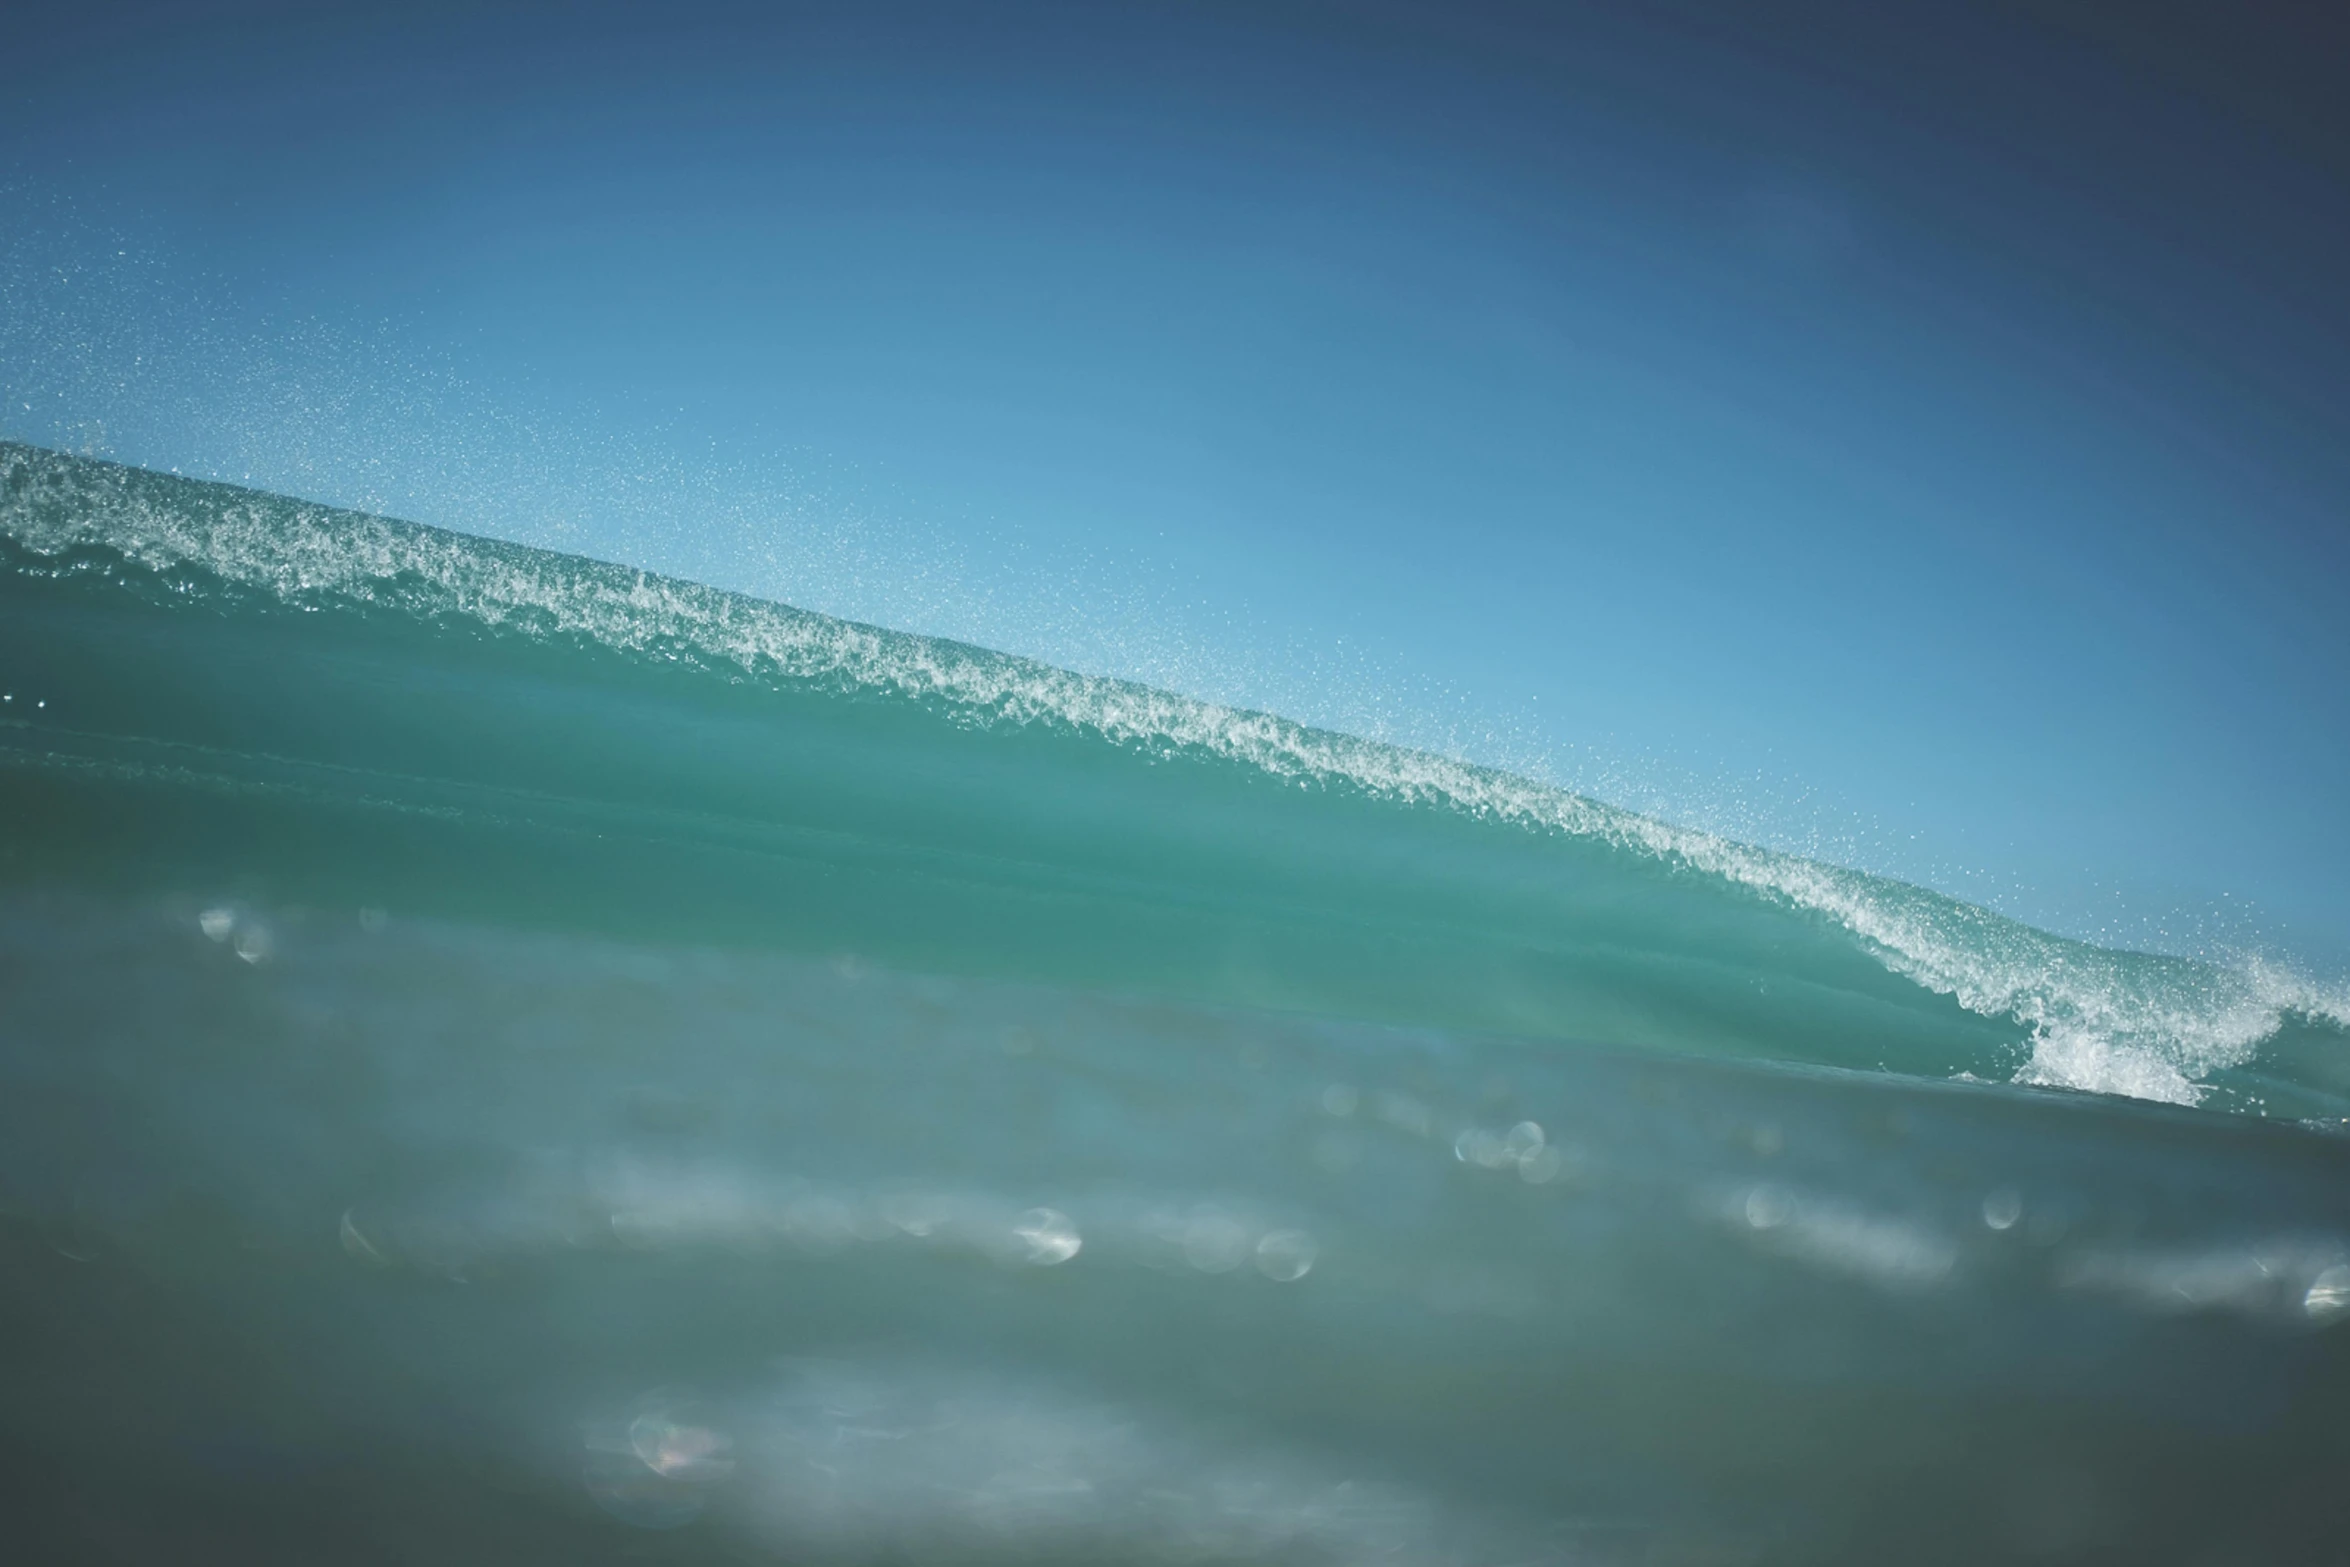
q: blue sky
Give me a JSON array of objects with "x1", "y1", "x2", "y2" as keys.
[{"x1": 5, "y1": 1, "x2": 2346, "y2": 966}]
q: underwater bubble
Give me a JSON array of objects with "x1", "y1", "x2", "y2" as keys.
[
  {"x1": 1454, "y1": 1128, "x2": 1506, "y2": 1168},
  {"x1": 1375, "y1": 1093, "x2": 1432, "y2": 1137},
  {"x1": 198, "y1": 907, "x2": 234, "y2": 941},
  {"x1": 1982, "y1": 1189, "x2": 2024, "y2": 1231},
  {"x1": 2052, "y1": 1240, "x2": 2350, "y2": 1322},
  {"x1": 1254, "y1": 1229, "x2": 1318, "y2": 1283},
  {"x1": 1731, "y1": 1187, "x2": 1957, "y2": 1290},
  {"x1": 879, "y1": 1189, "x2": 950, "y2": 1239},
  {"x1": 1013, "y1": 1207, "x2": 1081, "y2": 1265},
  {"x1": 630, "y1": 1414, "x2": 733, "y2": 1483},
  {"x1": 1503, "y1": 1121, "x2": 1545, "y2": 1160},
  {"x1": 582, "y1": 1389, "x2": 732, "y2": 1525},
  {"x1": 1181, "y1": 1210, "x2": 1252, "y2": 1274},
  {"x1": 582, "y1": 1452, "x2": 705, "y2": 1530},
  {"x1": 338, "y1": 1208, "x2": 391, "y2": 1268},
  {"x1": 2301, "y1": 1265, "x2": 2350, "y2": 1323},
  {"x1": 232, "y1": 924, "x2": 272, "y2": 964},
  {"x1": 41, "y1": 1207, "x2": 102, "y2": 1263},
  {"x1": 1517, "y1": 1144, "x2": 1564, "y2": 1185}
]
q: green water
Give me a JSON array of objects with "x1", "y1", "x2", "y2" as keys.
[{"x1": 4, "y1": 441, "x2": 2349, "y2": 1563}]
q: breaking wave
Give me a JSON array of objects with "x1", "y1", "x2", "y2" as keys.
[{"x1": 3, "y1": 439, "x2": 2344, "y2": 1114}]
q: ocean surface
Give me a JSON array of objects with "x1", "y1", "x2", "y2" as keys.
[{"x1": 4, "y1": 438, "x2": 2349, "y2": 1563}]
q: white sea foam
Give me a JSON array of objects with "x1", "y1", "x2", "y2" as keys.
[{"x1": 7, "y1": 441, "x2": 2346, "y2": 1107}]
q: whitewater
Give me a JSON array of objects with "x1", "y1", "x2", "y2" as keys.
[{"x1": 4, "y1": 439, "x2": 2349, "y2": 1564}]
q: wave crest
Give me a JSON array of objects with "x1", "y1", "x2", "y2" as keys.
[{"x1": 5, "y1": 439, "x2": 2344, "y2": 1110}]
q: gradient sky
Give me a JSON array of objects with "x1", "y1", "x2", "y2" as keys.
[{"x1": 4, "y1": 1, "x2": 2346, "y2": 967}]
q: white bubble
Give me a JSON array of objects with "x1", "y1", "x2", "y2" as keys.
[
  {"x1": 1254, "y1": 1228, "x2": 1318, "y2": 1283},
  {"x1": 199, "y1": 907, "x2": 234, "y2": 941},
  {"x1": 339, "y1": 1208, "x2": 390, "y2": 1268},
  {"x1": 233, "y1": 925, "x2": 273, "y2": 964},
  {"x1": 879, "y1": 1189, "x2": 950, "y2": 1238},
  {"x1": 631, "y1": 1413, "x2": 734, "y2": 1482},
  {"x1": 1180, "y1": 1211, "x2": 1252, "y2": 1274},
  {"x1": 1517, "y1": 1145, "x2": 1564, "y2": 1185},
  {"x1": 582, "y1": 1454, "x2": 705, "y2": 1530},
  {"x1": 1744, "y1": 1186, "x2": 1793, "y2": 1231},
  {"x1": 1375, "y1": 1093, "x2": 1432, "y2": 1137},
  {"x1": 1013, "y1": 1207, "x2": 1081, "y2": 1266},
  {"x1": 2304, "y1": 1265, "x2": 2350, "y2": 1322},
  {"x1": 1982, "y1": 1189, "x2": 2023, "y2": 1231},
  {"x1": 1453, "y1": 1128, "x2": 1505, "y2": 1168},
  {"x1": 1503, "y1": 1121, "x2": 1545, "y2": 1160}
]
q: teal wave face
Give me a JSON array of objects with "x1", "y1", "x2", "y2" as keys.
[
  {"x1": 2, "y1": 440, "x2": 2344, "y2": 1117},
  {"x1": 10, "y1": 439, "x2": 2350, "y2": 1565}
]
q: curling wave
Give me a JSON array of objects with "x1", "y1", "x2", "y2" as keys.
[{"x1": 2, "y1": 439, "x2": 2343, "y2": 1114}]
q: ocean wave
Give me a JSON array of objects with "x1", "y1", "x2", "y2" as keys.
[{"x1": 4, "y1": 438, "x2": 2344, "y2": 1109}]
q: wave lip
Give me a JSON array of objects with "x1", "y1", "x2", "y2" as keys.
[{"x1": 4, "y1": 438, "x2": 2345, "y2": 1114}]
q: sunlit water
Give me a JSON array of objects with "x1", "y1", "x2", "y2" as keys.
[{"x1": 5, "y1": 442, "x2": 2349, "y2": 1563}]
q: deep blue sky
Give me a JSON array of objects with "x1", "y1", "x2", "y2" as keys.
[{"x1": 5, "y1": 1, "x2": 2347, "y2": 967}]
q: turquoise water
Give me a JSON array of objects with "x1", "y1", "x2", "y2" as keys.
[{"x1": 5, "y1": 439, "x2": 2350, "y2": 1562}]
